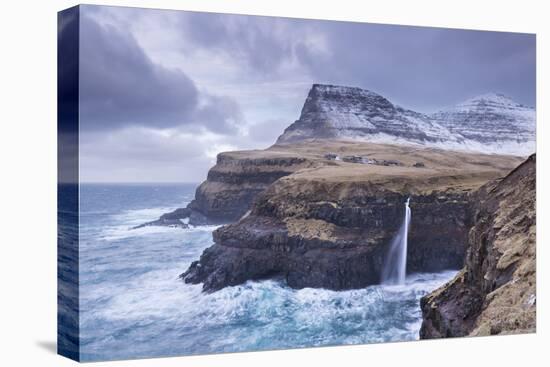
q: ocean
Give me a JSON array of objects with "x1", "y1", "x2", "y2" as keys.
[{"x1": 75, "y1": 183, "x2": 456, "y2": 361}]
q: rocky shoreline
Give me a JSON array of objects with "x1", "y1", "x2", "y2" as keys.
[
  {"x1": 177, "y1": 140, "x2": 522, "y2": 292},
  {"x1": 135, "y1": 149, "x2": 322, "y2": 227},
  {"x1": 181, "y1": 190, "x2": 469, "y2": 292},
  {"x1": 138, "y1": 83, "x2": 535, "y2": 339}
]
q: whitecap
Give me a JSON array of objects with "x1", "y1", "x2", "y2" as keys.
[
  {"x1": 111, "y1": 205, "x2": 187, "y2": 226},
  {"x1": 99, "y1": 224, "x2": 184, "y2": 241}
]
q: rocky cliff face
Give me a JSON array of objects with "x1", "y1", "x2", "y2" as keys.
[
  {"x1": 183, "y1": 184, "x2": 468, "y2": 292},
  {"x1": 141, "y1": 84, "x2": 534, "y2": 228},
  {"x1": 137, "y1": 149, "x2": 322, "y2": 227},
  {"x1": 420, "y1": 154, "x2": 536, "y2": 338},
  {"x1": 181, "y1": 141, "x2": 523, "y2": 292},
  {"x1": 277, "y1": 84, "x2": 535, "y2": 156},
  {"x1": 187, "y1": 152, "x2": 317, "y2": 224}
]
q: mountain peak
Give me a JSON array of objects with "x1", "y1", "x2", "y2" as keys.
[
  {"x1": 437, "y1": 92, "x2": 533, "y2": 114},
  {"x1": 299, "y1": 84, "x2": 394, "y2": 121},
  {"x1": 276, "y1": 83, "x2": 535, "y2": 156},
  {"x1": 430, "y1": 92, "x2": 535, "y2": 153},
  {"x1": 472, "y1": 92, "x2": 509, "y2": 100},
  {"x1": 463, "y1": 92, "x2": 517, "y2": 106},
  {"x1": 308, "y1": 83, "x2": 383, "y2": 99},
  {"x1": 278, "y1": 83, "x2": 453, "y2": 145}
]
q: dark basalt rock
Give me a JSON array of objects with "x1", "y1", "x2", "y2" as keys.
[
  {"x1": 133, "y1": 208, "x2": 191, "y2": 229},
  {"x1": 181, "y1": 216, "x2": 387, "y2": 292},
  {"x1": 135, "y1": 152, "x2": 318, "y2": 228},
  {"x1": 182, "y1": 183, "x2": 472, "y2": 292},
  {"x1": 176, "y1": 133, "x2": 523, "y2": 293},
  {"x1": 420, "y1": 155, "x2": 536, "y2": 338}
]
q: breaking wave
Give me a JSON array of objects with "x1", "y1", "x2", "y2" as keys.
[{"x1": 78, "y1": 184, "x2": 457, "y2": 361}]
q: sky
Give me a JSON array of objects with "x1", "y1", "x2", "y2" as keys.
[{"x1": 67, "y1": 5, "x2": 536, "y2": 183}]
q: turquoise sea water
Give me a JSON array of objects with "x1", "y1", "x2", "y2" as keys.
[{"x1": 76, "y1": 183, "x2": 456, "y2": 361}]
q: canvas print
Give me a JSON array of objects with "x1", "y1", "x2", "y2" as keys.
[{"x1": 58, "y1": 4, "x2": 536, "y2": 362}]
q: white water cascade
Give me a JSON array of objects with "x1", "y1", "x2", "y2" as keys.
[{"x1": 381, "y1": 197, "x2": 411, "y2": 285}]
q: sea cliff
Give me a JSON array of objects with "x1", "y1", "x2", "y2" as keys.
[
  {"x1": 180, "y1": 140, "x2": 523, "y2": 291},
  {"x1": 420, "y1": 154, "x2": 536, "y2": 338},
  {"x1": 136, "y1": 149, "x2": 322, "y2": 227},
  {"x1": 140, "y1": 83, "x2": 534, "y2": 229}
]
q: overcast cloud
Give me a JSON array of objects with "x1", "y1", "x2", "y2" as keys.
[{"x1": 74, "y1": 5, "x2": 536, "y2": 182}]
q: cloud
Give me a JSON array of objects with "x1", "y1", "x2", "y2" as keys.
[
  {"x1": 75, "y1": 5, "x2": 535, "y2": 183},
  {"x1": 177, "y1": 12, "x2": 329, "y2": 78},
  {"x1": 172, "y1": 11, "x2": 535, "y2": 111},
  {"x1": 79, "y1": 13, "x2": 244, "y2": 134},
  {"x1": 195, "y1": 95, "x2": 245, "y2": 135},
  {"x1": 79, "y1": 128, "x2": 232, "y2": 182},
  {"x1": 289, "y1": 21, "x2": 536, "y2": 111},
  {"x1": 247, "y1": 118, "x2": 291, "y2": 146}
]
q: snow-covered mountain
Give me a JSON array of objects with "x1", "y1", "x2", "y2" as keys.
[
  {"x1": 276, "y1": 84, "x2": 535, "y2": 156},
  {"x1": 430, "y1": 93, "x2": 535, "y2": 155}
]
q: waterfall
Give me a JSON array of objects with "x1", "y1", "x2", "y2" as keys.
[{"x1": 381, "y1": 197, "x2": 411, "y2": 285}]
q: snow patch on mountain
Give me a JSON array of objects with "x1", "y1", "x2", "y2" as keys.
[
  {"x1": 276, "y1": 84, "x2": 535, "y2": 156},
  {"x1": 430, "y1": 92, "x2": 535, "y2": 153}
]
